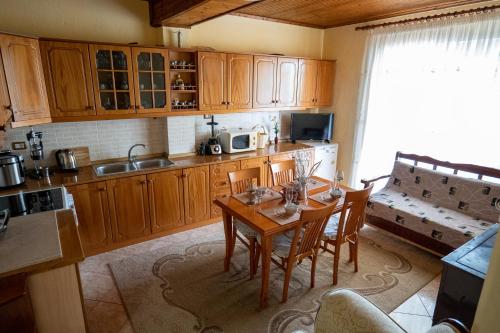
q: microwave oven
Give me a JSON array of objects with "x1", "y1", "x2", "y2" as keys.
[{"x1": 218, "y1": 129, "x2": 258, "y2": 153}]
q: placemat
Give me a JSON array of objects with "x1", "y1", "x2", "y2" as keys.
[
  {"x1": 307, "y1": 178, "x2": 329, "y2": 191},
  {"x1": 259, "y1": 205, "x2": 301, "y2": 226},
  {"x1": 309, "y1": 189, "x2": 345, "y2": 206},
  {"x1": 232, "y1": 189, "x2": 282, "y2": 206}
]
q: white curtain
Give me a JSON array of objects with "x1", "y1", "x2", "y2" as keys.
[{"x1": 351, "y1": 13, "x2": 500, "y2": 187}]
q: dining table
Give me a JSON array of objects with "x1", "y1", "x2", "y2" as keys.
[{"x1": 214, "y1": 176, "x2": 353, "y2": 308}]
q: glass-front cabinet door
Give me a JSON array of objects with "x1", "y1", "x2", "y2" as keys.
[
  {"x1": 132, "y1": 48, "x2": 169, "y2": 113},
  {"x1": 89, "y1": 44, "x2": 135, "y2": 115}
]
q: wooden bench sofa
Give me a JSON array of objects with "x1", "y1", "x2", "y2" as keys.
[{"x1": 361, "y1": 152, "x2": 500, "y2": 255}]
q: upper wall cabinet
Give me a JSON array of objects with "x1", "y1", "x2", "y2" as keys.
[
  {"x1": 297, "y1": 59, "x2": 336, "y2": 108},
  {"x1": 253, "y1": 56, "x2": 298, "y2": 109},
  {"x1": 198, "y1": 52, "x2": 253, "y2": 111},
  {"x1": 40, "y1": 41, "x2": 96, "y2": 118},
  {"x1": 89, "y1": 44, "x2": 136, "y2": 115},
  {"x1": 0, "y1": 34, "x2": 51, "y2": 127},
  {"x1": 132, "y1": 47, "x2": 169, "y2": 114}
]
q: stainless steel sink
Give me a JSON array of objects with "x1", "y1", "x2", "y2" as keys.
[{"x1": 93, "y1": 158, "x2": 174, "y2": 176}]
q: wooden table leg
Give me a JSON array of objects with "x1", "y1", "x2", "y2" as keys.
[
  {"x1": 222, "y1": 211, "x2": 233, "y2": 272},
  {"x1": 260, "y1": 234, "x2": 272, "y2": 308}
]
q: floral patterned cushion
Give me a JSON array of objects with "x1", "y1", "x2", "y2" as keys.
[
  {"x1": 323, "y1": 214, "x2": 340, "y2": 240},
  {"x1": 367, "y1": 161, "x2": 499, "y2": 249},
  {"x1": 234, "y1": 219, "x2": 259, "y2": 238}
]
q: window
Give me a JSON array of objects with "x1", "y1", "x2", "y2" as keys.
[{"x1": 352, "y1": 13, "x2": 500, "y2": 187}]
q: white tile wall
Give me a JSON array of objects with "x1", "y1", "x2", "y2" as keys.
[
  {"x1": 0, "y1": 110, "x2": 314, "y2": 167},
  {"x1": 0, "y1": 118, "x2": 167, "y2": 168}
]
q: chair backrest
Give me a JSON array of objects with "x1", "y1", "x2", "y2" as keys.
[
  {"x1": 336, "y1": 185, "x2": 374, "y2": 242},
  {"x1": 228, "y1": 167, "x2": 261, "y2": 195},
  {"x1": 270, "y1": 160, "x2": 295, "y2": 186},
  {"x1": 288, "y1": 203, "x2": 338, "y2": 261}
]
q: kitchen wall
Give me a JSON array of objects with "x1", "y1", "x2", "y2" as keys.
[
  {"x1": 321, "y1": 0, "x2": 500, "y2": 185},
  {"x1": 0, "y1": 119, "x2": 167, "y2": 168},
  {"x1": 166, "y1": 111, "x2": 296, "y2": 156}
]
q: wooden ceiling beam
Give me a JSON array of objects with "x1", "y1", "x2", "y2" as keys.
[{"x1": 148, "y1": 0, "x2": 209, "y2": 27}]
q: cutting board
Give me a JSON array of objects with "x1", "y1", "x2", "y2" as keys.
[{"x1": 69, "y1": 146, "x2": 91, "y2": 167}]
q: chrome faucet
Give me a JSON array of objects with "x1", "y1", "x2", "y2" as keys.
[{"x1": 128, "y1": 144, "x2": 146, "y2": 164}]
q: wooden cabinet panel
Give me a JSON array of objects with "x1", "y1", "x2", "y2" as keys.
[
  {"x1": 198, "y1": 52, "x2": 226, "y2": 111},
  {"x1": 209, "y1": 161, "x2": 240, "y2": 189},
  {"x1": 227, "y1": 53, "x2": 253, "y2": 110},
  {"x1": 132, "y1": 47, "x2": 170, "y2": 114},
  {"x1": 253, "y1": 55, "x2": 277, "y2": 108},
  {"x1": 148, "y1": 170, "x2": 184, "y2": 233},
  {"x1": 107, "y1": 175, "x2": 151, "y2": 242},
  {"x1": 183, "y1": 166, "x2": 210, "y2": 224},
  {"x1": 0, "y1": 51, "x2": 12, "y2": 128},
  {"x1": 268, "y1": 152, "x2": 296, "y2": 186},
  {"x1": 241, "y1": 157, "x2": 268, "y2": 187},
  {"x1": 297, "y1": 59, "x2": 318, "y2": 107},
  {"x1": 209, "y1": 161, "x2": 240, "y2": 218},
  {"x1": 315, "y1": 60, "x2": 336, "y2": 106},
  {"x1": 0, "y1": 34, "x2": 51, "y2": 124},
  {"x1": 89, "y1": 44, "x2": 135, "y2": 115},
  {"x1": 276, "y1": 57, "x2": 298, "y2": 107},
  {"x1": 40, "y1": 41, "x2": 96, "y2": 117},
  {"x1": 67, "y1": 182, "x2": 112, "y2": 255}
]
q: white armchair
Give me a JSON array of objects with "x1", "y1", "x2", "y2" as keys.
[{"x1": 315, "y1": 289, "x2": 469, "y2": 333}]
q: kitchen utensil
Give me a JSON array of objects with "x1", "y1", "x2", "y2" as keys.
[
  {"x1": 0, "y1": 150, "x2": 25, "y2": 188},
  {"x1": 26, "y1": 127, "x2": 45, "y2": 179},
  {"x1": 55, "y1": 149, "x2": 78, "y2": 171}
]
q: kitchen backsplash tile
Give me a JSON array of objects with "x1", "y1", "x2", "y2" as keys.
[
  {"x1": 0, "y1": 118, "x2": 167, "y2": 167},
  {"x1": 0, "y1": 110, "x2": 306, "y2": 167}
]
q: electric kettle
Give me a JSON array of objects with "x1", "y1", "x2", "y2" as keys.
[{"x1": 55, "y1": 149, "x2": 78, "y2": 171}]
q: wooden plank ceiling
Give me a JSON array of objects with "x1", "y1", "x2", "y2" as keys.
[{"x1": 148, "y1": 0, "x2": 491, "y2": 29}]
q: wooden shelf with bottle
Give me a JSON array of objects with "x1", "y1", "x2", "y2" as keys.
[{"x1": 169, "y1": 49, "x2": 198, "y2": 112}]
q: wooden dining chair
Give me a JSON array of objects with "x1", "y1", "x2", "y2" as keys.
[
  {"x1": 321, "y1": 184, "x2": 374, "y2": 285},
  {"x1": 227, "y1": 167, "x2": 261, "y2": 279},
  {"x1": 270, "y1": 160, "x2": 295, "y2": 186},
  {"x1": 267, "y1": 203, "x2": 338, "y2": 302}
]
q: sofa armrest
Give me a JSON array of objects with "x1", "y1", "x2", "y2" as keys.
[
  {"x1": 361, "y1": 175, "x2": 391, "y2": 188},
  {"x1": 315, "y1": 289, "x2": 406, "y2": 333}
]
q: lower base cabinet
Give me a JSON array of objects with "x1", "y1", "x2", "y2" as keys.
[
  {"x1": 67, "y1": 182, "x2": 112, "y2": 255},
  {"x1": 183, "y1": 166, "x2": 211, "y2": 224},
  {"x1": 241, "y1": 157, "x2": 269, "y2": 186},
  {"x1": 107, "y1": 175, "x2": 151, "y2": 242},
  {"x1": 148, "y1": 169, "x2": 185, "y2": 233}
]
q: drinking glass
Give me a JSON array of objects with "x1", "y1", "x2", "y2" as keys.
[
  {"x1": 335, "y1": 170, "x2": 344, "y2": 190},
  {"x1": 285, "y1": 188, "x2": 294, "y2": 207}
]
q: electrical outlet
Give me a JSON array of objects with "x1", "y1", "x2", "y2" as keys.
[
  {"x1": 203, "y1": 114, "x2": 212, "y2": 119},
  {"x1": 11, "y1": 141, "x2": 27, "y2": 150}
]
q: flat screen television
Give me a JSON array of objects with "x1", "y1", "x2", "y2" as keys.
[{"x1": 290, "y1": 113, "x2": 334, "y2": 143}]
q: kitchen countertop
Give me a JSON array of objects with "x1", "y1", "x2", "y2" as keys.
[
  {"x1": 0, "y1": 142, "x2": 313, "y2": 194},
  {"x1": 0, "y1": 209, "x2": 84, "y2": 279}
]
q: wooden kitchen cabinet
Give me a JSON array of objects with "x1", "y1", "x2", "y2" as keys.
[
  {"x1": 276, "y1": 57, "x2": 299, "y2": 107},
  {"x1": 198, "y1": 52, "x2": 226, "y2": 111},
  {"x1": 297, "y1": 59, "x2": 318, "y2": 107},
  {"x1": 66, "y1": 182, "x2": 112, "y2": 256},
  {"x1": 241, "y1": 157, "x2": 268, "y2": 187},
  {"x1": 0, "y1": 51, "x2": 11, "y2": 129},
  {"x1": 132, "y1": 47, "x2": 169, "y2": 114},
  {"x1": 147, "y1": 169, "x2": 184, "y2": 233},
  {"x1": 89, "y1": 44, "x2": 135, "y2": 115},
  {"x1": 253, "y1": 56, "x2": 298, "y2": 109},
  {"x1": 227, "y1": 53, "x2": 253, "y2": 110},
  {"x1": 253, "y1": 55, "x2": 277, "y2": 108},
  {"x1": 0, "y1": 34, "x2": 51, "y2": 126},
  {"x1": 315, "y1": 60, "x2": 336, "y2": 106},
  {"x1": 40, "y1": 41, "x2": 96, "y2": 118},
  {"x1": 183, "y1": 166, "x2": 210, "y2": 224},
  {"x1": 297, "y1": 59, "x2": 336, "y2": 107},
  {"x1": 209, "y1": 161, "x2": 240, "y2": 218},
  {"x1": 199, "y1": 52, "x2": 253, "y2": 111},
  {"x1": 107, "y1": 175, "x2": 151, "y2": 242}
]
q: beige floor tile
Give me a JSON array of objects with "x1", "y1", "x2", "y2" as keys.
[
  {"x1": 418, "y1": 289, "x2": 437, "y2": 317},
  {"x1": 85, "y1": 300, "x2": 129, "y2": 333},
  {"x1": 390, "y1": 312, "x2": 433, "y2": 333},
  {"x1": 81, "y1": 271, "x2": 122, "y2": 304},
  {"x1": 392, "y1": 294, "x2": 429, "y2": 316}
]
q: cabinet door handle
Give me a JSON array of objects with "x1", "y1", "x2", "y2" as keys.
[
  {"x1": 98, "y1": 187, "x2": 106, "y2": 192},
  {"x1": 85, "y1": 105, "x2": 95, "y2": 110},
  {"x1": 140, "y1": 180, "x2": 147, "y2": 184},
  {"x1": 148, "y1": 179, "x2": 153, "y2": 183},
  {"x1": 221, "y1": 101, "x2": 226, "y2": 105}
]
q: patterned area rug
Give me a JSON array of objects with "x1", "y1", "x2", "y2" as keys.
[{"x1": 109, "y1": 223, "x2": 441, "y2": 333}]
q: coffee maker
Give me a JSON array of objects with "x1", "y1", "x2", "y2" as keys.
[
  {"x1": 198, "y1": 115, "x2": 221, "y2": 155},
  {"x1": 26, "y1": 127, "x2": 45, "y2": 179}
]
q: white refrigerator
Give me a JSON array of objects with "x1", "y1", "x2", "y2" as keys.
[{"x1": 300, "y1": 141, "x2": 338, "y2": 181}]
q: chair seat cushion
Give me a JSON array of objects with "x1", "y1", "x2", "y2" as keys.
[
  {"x1": 367, "y1": 188, "x2": 494, "y2": 248},
  {"x1": 323, "y1": 214, "x2": 340, "y2": 240},
  {"x1": 234, "y1": 219, "x2": 258, "y2": 238}
]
